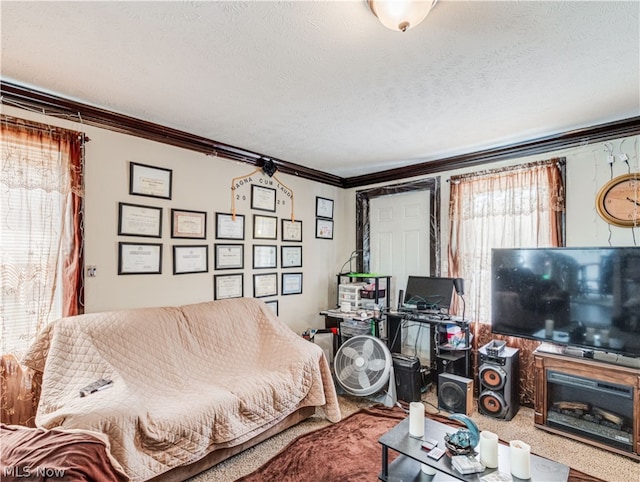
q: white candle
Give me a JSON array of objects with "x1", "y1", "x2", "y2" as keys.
[
  {"x1": 409, "y1": 401, "x2": 424, "y2": 438},
  {"x1": 421, "y1": 464, "x2": 436, "y2": 475},
  {"x1": 509, "y1": 440, "x2": 531, "y2": 479},
  {"x1": 545, "y1": 319, "x2": 554, "y2": 337},
  {"x1": 479, "y1": 430, "x2": 499, "y2": 469},
  {"x1": 585, "y1": 327, "x2": 595, "y2": 342}
]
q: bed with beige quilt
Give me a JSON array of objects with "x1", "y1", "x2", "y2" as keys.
[{"x1": 11, "y1": 298, "x2": 341, "y2": 481}]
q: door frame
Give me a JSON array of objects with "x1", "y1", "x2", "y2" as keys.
[{"x1": 355, "y1": 177, "x2": 441, "y2": 276}]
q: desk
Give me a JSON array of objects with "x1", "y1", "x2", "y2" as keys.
[
  {"x1": 321, "y1": 308, "x2": 375, "y2": 321},
  {"x1": 320, "y1": 309, "x2": 382, "y2": 349},
  {"x1": 379, "y1": 416, "x2": 570, "y2": 481},
  {"x1": 386, "y1": 310, "x2": 471, "y2": 378}
]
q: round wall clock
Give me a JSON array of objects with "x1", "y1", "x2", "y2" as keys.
[{"x1": 596, "y1": 173, "x2": 640, "y2": 227}]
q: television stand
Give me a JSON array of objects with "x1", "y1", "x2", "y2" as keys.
[{"x1": 533, "y1": 350, "x2": 640, "y2": 460}]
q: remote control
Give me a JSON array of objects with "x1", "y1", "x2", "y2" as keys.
[
  {"x1": 80, "y1": 378, "x2": 113, "y2": 397},
  {"x1": 427, "y1": 447, "x2": 445, "y2": 460}
]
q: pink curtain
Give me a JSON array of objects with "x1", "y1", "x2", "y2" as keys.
[
  {"x1": 0, "y1": 354, "x2": 42, "y2": 427},
  {"x1": 64, "y1": 134, "x2": 84, "y2": 317},
  {"x1": 447, "y1": 159, "x2": 564, "y2": 406},
  {"x1": 0, "y1": 117, "x2": 83, "y2": 425}
]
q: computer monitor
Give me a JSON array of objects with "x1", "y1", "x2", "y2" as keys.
[{"x1": 404, "y1": 276, "x2": 455, "y2": 312}]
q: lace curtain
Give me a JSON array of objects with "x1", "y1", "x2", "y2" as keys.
[
  {"x1": 0, "y1": 117, "x2": 84, "y2": 356},
  {"x1": 447, "y1": 159, "x2": 565, "y2": 405}
]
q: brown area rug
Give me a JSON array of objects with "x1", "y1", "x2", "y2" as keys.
[{"x1": 236, "y1": 405, "x2": 603, "y2": 482}]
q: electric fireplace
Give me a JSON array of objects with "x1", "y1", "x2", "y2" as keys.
[
  {"x1": 546, "y1": 370, "x2": 633, "y2": 452},
  {"x1": 534, "y1": 351, "x2": 640, "y2": 460}
]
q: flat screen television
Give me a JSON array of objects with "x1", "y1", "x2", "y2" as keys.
[{"x1": 491, "y1": 247, "x2": 640, "y2": 358}]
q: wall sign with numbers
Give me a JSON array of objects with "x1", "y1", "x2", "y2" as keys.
[{"x1": 230, "y1": 167, "x2": 296, "y2": 222}]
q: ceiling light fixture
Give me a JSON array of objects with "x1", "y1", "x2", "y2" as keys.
[{"x1": 368, "y1": 0, "x2": 438, "y2": 32}]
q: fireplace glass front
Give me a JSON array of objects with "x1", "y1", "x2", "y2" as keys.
[{"x1": 546, "y1": 370, "x2": 634, "y2": 452}]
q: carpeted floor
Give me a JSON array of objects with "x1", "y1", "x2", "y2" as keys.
[
  {"x1": 188, "y1": 389, "x2": 639, "y2": 482},
  {"x1": 235, "y1": 404, "x2": 407, "y2": 482}
]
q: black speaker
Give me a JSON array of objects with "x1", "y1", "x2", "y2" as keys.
[
  {"x1": 392, "y1": 353, "x2": 421, "y2": 402},
  {"x1": 478, "y1": 344, "x2": 520, "y2": 420},
  {"x1": 438, "y1": 373, "x2": 473, "y2": 416},
  {"x1": 436, "y1": 351, "x2": 467, "y2": 389}
]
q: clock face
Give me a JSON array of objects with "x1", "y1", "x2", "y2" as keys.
[{"x1": 596, "y1": 174, "x2": 640, "y2": 227}]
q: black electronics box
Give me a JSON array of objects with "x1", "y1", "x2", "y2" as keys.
[
  {"x1": 392, "y1": 353, "x2": 422, "y2": 402},
  {"x1": 436, "y1": 351, "x2": 468, "y2": 389}
]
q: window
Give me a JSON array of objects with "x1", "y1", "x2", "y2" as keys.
[
  {"x1": 0, "y1": 117, "x2": 84, "y2": 355},
  {"x1": 448, "y1": 159, "x2": 565, "y2": 324},
  {"x1": 448, "y1": 159, "x2": 565, "y2": 406}
]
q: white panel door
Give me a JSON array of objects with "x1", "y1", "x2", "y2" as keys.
[
  {"x1": 370, "y1": 190, "x2": 431, "y2": 300},
  {"x1": 370, "y1": 190, "x2": 432, "y2": 363}
]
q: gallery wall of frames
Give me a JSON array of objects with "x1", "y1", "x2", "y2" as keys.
[{"x1": 116, "y1": 162, "x2": 334, "y2": 316}]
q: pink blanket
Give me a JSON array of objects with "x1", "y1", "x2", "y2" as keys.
[
  {"x1": 22, "y1": 298, "x2": 340, "y2": 481},
  {"x1": 0, "y1": 424, "x2": 128, "y2": 481}
]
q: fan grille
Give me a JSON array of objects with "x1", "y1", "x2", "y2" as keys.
[{"x1": 334, "y1": 335, "x2": 392, "y2": 396}]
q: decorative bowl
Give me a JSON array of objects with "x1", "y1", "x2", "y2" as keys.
[
  {"x1": 444, "y1": 435, "x2": 477, "y2": 456},
  {"x1": 444, "y1": 413, "x2": 480, "y2": 456}
]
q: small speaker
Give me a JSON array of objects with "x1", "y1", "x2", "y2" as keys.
[
  {"x1": 436, "y1": 352, "x2": 467, "y2": 389},
  {"x1": 438, "y1": 373, "x2": 473, "y2": 416},
  {"x1": 478, "y1": 344, "x2": 519, "y2": 420},
  {"x1": 397, "y1": 289, "x2": 405, "y2": 310},
  {"x1": 392, "y1": 354, "x2": 422, "y2": 403}
]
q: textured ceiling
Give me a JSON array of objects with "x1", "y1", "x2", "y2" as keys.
[{"x1": 1, "y1": 1, "x2": 639, "y2": 177}]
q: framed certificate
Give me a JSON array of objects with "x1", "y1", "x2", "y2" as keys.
[
  {"x1": 316, "y1": 196, "x2": 334, "y2": 219},
  {"x1": 253, "y1": 214, "x2": 277, "y2": 240},
  {"x1": 216, "y1": 212, "x2": 245, "y2": 240},
  {"x1": 214, "y1": 273, "x2": 244, "y2": 300},
  {"x1": 282, "y1": 272, "x2": 303, "y2": 295},
  {"x1": 214, "y1": 244, "x2": 244, "y2": 270},
  {"x1": 264, "y1": 300, "x2": 279, "y2": 316},
  {"x1": 172, "y1": 245, "x2": 208, "y2": 274},
  {"x1": 281, "y1": 219, "x2": 302, "y2": 242},
  {"x1": 171, "y1": 209, "x2": 206, "y2": 239},
  {"x1": 118, "y1": 242, "x2": 162, "y2": 275},
  {"x1": 316, "y1": 218, "x2": 334, "y2": 239},
  {"x1": 251, "y1": 184, "x2": 276, "y2": 212},
  {"x1": 281, "y1": 245, "x2": 302, "y2": 268},
  {"x1": 129, "y1": 162, "x2": 172, "y2": 199},
  {"x1": 118, "y1": 202, "x2": 162, "y2": 238},
  {"x1": 253, "y1": 244, "x2": 277, "y2": 269},
  {"x1": 253, "y1": 272, "x2": 278, "y2": 298}
]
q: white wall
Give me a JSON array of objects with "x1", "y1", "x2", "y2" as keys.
[
  {"x1": 564, "y1": 136, "x2": 640, "y2": 246},
  {"x1": 2, "y1": 105, "x2": 351, "y2": 335}
]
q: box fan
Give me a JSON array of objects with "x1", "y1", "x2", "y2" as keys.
[{"x1": 333, "y1": 335, "x2": 397, "y2": 407}]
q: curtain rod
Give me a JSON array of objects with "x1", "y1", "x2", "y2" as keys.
[
  {"x1": 448, "y1": 157, "x2": 565, "y2": 183},
  {"x1": 1, "y1": 114, "x2": 90, "y2": 142}
]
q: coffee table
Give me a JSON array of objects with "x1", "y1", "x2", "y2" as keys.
[{"x1": 379, "y1": 416, "x2": 570, "y2": 481}]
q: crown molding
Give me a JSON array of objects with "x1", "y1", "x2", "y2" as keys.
[
  {"x1": 344, "y1": 116, "x2": 640, "y2": 188},
  {"x1": 3, "y1": 80, "x2": 639, "y2": 190},
  {"x1": 0, "y1": 80, "x2": 343, "y2": 187}
]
